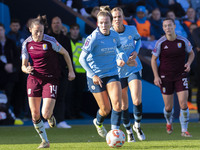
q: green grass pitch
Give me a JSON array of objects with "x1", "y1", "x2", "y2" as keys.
[{"x1": 0, "y1": 122, "x2": 199, "y2": 150}]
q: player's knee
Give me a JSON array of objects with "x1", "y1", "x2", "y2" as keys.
[
  {"x1": 132, "y1": 98, "x2": 141, "y2": 106},
  {"x1": 42, "y1": 112, "x2": 52, "y2": 120},
  {"x1": 113, "y1": 102, "x2": 122, "y2": 112},
  {"x1": 101, "y1": 106, "x2": 111, "y2": 116},
  {"x1": 165, "y1": 106, "x2": 173, "y2": 112},
  {"x1": 121, "y1": 103, "x2": 128, "y2": 110},
  {"x1": 31, "y1": 111, "x2": 40, "y2": 121}
]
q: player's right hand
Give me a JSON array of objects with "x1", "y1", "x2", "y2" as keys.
[
  {"x1": 154, "y1": 76, "x2": 162, "y2": 88},
  {"x1": 68, "y1": 71, "x2": 76, "y2": 81},
  {"x1": 93, "y1": 75, "x2": 103, "y2": 88},
  {"x1": 26, "y1": 62, "x2": 34, "y2": 74}
]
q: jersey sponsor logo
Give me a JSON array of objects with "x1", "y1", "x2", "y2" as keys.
[
  {"x1": 161, "y1": 75, "x2": 165, "y2": 78},
  {"x1": 28, "y1": 88, "x2": 31, "y2": 95},
  {"x1": 121, "y1": 43, "x2": 134, "y2": 50},
  {"x1": 30, "y1": 46, "x2": 34, "y2": 49},
  {"x1": 164, "y1": 45, "x2": 168, "y2": 49},
  {"x1": 128, "y1": 35, "x2": 132, "y2": 40},
  {"x1": 100, "y1": 41, "x2": 104, "y2": 44},
  {"x1": 84, "y1": 38, "x2": 91, "y2": 47},
  {"x1": 43, "y1": 44, "x2": 48, "y2": 50},
  {"x1": 177, "y1": 43, "x2": 182, "y2": 48}
]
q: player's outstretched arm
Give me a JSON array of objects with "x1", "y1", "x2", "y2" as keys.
[{"x1": 59, "y1": 47, "x2": 75, "y2": 81}]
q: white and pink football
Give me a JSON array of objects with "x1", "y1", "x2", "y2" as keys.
[{"x1": 106, "y1": 129, "x2": 126, "y2": 148}]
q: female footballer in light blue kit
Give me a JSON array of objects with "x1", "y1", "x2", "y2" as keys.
[
  {"x1": 111, "y1": 7, "x2": 145, "y2": 142},
  {"x1": 79, "y1": 6, "x2": 136, "y2": 138}
]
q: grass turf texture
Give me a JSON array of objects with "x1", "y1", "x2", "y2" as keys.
[{"x1": 0, "y1": 122, "x2": 199, "y2": 150}]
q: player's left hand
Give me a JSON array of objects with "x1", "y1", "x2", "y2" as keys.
[
  {"x1": 130, "y1": 51, "x2": 137, "y2": 59},
  {"x1": 68, "y1": 71, "x2": 76, "y2": 81},
  {"x1": 184, "y1": 63, "x2": 190, "y2": 72},
  {"x1": 127, "y1": 56, "x2": 137, "y2": 67}
]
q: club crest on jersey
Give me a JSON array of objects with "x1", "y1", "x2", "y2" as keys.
[
  {"x1": 91, "y1": 85, "x2": 95, "y2": 90},
  {"x1": 43, "y1": 44, "x2": 48, "y2": 50},
  {"x1": 84, "y1": 38, "x2": 90, "y2": 47},
  {"x1": 177, "y1": 43, "x2": 182, "y2": 48},
  {"x1": 128, "y1": 35, "x2": 132, "y2": 40},
  {"x1": 113, "y1": 38, "x2": 116, "y2": 43},
  {"x1": 162, "y1": 87, "x2": 166, "y2": 93}
]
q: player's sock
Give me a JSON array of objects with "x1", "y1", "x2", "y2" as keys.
[
  {"x1": 163, "y1": 108, "x2": 174, "y2": 124},
  {"x1": 33, "y1": 118, "x2": 48, "y2": 142},
  {"x1": 96, "y1": 110, "x2": 106, "y2": 126},
  {"x1": 134, "y1": 103, "x2": 142, "y2": 123},
  {"x1": 111, "y1": 109, "x2": 122, "y2": 130},
  {"x1": 133, "y1": 103, "x2": 146, "y2": 141},
  {"x1": 179, "y1": 108, "x2": 189, "y2": 132},
  {"x1": 122, "y1": 109, "x2": 133, "y2": 134}
]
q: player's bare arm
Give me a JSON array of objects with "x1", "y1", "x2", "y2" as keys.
[
  {"x1": 59, "y1": 47, "x2": 75, "y2": 81},
  {"x1": 151, "y1": 55, "x2": 162, "y2": 87},
  {"x1": 184, "y1": 50, "x2": 195, "y2": 72}
]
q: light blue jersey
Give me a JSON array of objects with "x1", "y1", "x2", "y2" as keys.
[
  {"x1": 79, "y1": 28, "x2": 128, "y2": 78},
  {"x1": 114, "y1": 25, "x2": 143, "y2": 78}
]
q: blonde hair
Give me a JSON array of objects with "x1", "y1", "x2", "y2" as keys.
[
  {"x1": 111, "y1": 7, "x2": 124, "y2": 16},
  {"x1": 97, "y1": 5, "x2": 113, "y2": 22},
  {"x1": 30, "y1": 15, "x2": 48, "y2": 29}
]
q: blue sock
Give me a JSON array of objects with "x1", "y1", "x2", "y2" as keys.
[
  {"x1": 179, "y1": 108, "x2": 189, "y2": 132},
  {"x1": 96, "y1": 110, "x2": 105, "y2": 126},
  {"x1": 111, "y1": 109, "x2": 121, "y2": 130},
  {"x1": 122, "y1": 109, "x2": 131, "y2": 130},
  {"x1": 163, "y1": 108, "x2": 174, "y2": 124},
  {"x1": 134, "y1": 103, "x2": 142, "y2": 123}
]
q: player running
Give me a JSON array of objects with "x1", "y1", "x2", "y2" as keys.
[
  {"x1": 111, "y1": 7, "x2": 145, "y2": 142},
  {"x1": 151, "y1": 18, "x2": 194, "y2": 137},
  {"x1": 21, "y1": 15, "x2": 75, "y2": 148},
  {"x1": 79, "y1": 6, "x2": 136, "y2": 138}
]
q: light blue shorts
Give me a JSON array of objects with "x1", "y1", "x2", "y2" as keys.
[
  {"x1": 87, "y1": 75, "x2": 119, "y2": 93},
  {"x1": 120, "y1": 71, "x2": 141, "y2": 89}
]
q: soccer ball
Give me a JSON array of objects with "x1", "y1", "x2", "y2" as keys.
[{"x1": 106, "y1": 129, "x2": 126, "y2": 148}]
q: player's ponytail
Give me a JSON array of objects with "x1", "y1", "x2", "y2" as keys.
[
  {"x1": 97, "y1": 5, "x2": 113, "y2": 22},
  {"x1": 100, "y1": 5, "x2": 111, "y2": 12},
  {"x1": 30, "y1": 14, "x2": 48, "y2": 29}
]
